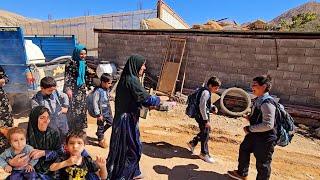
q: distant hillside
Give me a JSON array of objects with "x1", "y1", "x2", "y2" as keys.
[
  {"x1": 0, "y1": 9, "x2": 40, "y2": 26},
  {"x1": 269, "y1": 1, "x2": 320, "y2": 31}
]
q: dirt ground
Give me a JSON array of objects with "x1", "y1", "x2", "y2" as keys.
[{"x1": 2, "y1": 103, "x2": 320, "y2": 180}]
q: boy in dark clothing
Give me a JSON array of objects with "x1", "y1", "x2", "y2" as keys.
[
  {"x1": 31, "y1": 76, "x2": 69, "y2": 143},
  {"x1": 92, "y1": 73, "x2": 113, "y2": 148},
  {"x1": 228, "y1": 75, "x2": 277, "y2": 180},
  {"x1": 187, "y1": 76, "x2": 221, "y2": 164},
  {"x1": 50, "y1": 131, "x2": 107, "y2": 180}
]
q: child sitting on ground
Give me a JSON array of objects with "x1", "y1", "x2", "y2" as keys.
[
  {"x1": 0, "y1": 127, "x2": 38, "y2": 179},
  {"x1": 50, "y1": 131, "x2": 107, "y2": 180},
  {"x1": 88, "y1": 73, "x2": 113, "y2": 148}
]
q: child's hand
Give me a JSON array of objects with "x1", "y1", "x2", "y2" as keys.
[
  {"x1": 4, "y1": 165, "x2": 12, "y2": 173},
  {"x1": 95, "y1": 156, "x2": 106, "y2": 169},
  {"x1": 25, "y1": 164, "x2": 34, "y2": 173},
  {"x1": 67, "y1": 156, "x2": 82, "y2": 166},
  {"x1": 97, "y1": 115, "x2": 103, "y2": 121}
]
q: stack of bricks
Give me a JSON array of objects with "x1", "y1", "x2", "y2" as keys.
[{"x1": 97, "y1": 30, "x2": 320, "y2": 108}]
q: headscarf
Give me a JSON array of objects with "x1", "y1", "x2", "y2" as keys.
[
  {"x1": 27, "y1": 106, "x2": 60, "y2": 150},
  {"x1": 117, "y1": 55, "x2": 149, "y2": 103},
  {"x1": 72, "y1": 44, "x2": 87, "y2": 87}
]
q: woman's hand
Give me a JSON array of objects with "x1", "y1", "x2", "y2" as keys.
[
  {"x1": 97, "y1": 115, "x2": 103, "y2": 121},
  {"x1": 0, "y1": 127, "x2": 10, "y2": 137},
  {"x1": 66, "y1": 90, "x2": 73, "y2": 99},
  {"x1": 4, "y1": 165, "x2": 12, "y2": 173},
  {"x1": 29, "y1": 149, "x2": 46, "y2": 160},
  {"x1": 8, "y1": 153, "x2": 29, "y2": 168},
  {"x1": 25, "y1": 164, "x2": 34, "y2": 173},
  {"x1": 0, "y1": 79, "x2": 5, "y2": 87}
]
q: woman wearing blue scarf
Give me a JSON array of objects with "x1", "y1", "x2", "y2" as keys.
[{"x1": 63, "y1": 44, "x2": 89, "y2": 131}]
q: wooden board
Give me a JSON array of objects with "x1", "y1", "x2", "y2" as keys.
[{"x1": 157, "y1": 62, "x2": 180, "y2": 95}]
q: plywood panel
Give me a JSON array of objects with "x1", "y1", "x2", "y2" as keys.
[{"x1": 157, "y1": 62, "x2": 180, "y2": 94}]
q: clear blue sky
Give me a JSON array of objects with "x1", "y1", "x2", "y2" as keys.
[{"x1": 0, "y1": 0, "x2": 315, "y2": 25}]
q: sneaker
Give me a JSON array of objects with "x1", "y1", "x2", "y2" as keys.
[
  {"x1": 227, "y1": 170, "x2": 247, "y2": 180},
  {"x1": 199, "y1": 153, "x2": 215, "y2": 163},
  {"x1": 187, "y1": 142, "x2": 195, "y2": 153}
]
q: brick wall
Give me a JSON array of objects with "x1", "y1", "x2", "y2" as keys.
[{"x1": 96, "y1": 30, "x2": 320, "y2": 108}]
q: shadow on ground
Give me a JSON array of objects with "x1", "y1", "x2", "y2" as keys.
[
  {"x1": 153, "y1": 164, "x2": 229, "y2": 180},
  {"x1": 143, "y1": 141, "x2": 198, "y2": 160}
]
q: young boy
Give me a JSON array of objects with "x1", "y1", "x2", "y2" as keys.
[
  {"x1": 187, "y1": 76, "x2": 221, "y2": 163},
  {"x1": 0, "y1": 127, "x2": 38, "y2": 179},
  {"x1": 228, "y1": 75, "x2": 277, "y2": 180},
  {"x1": 92, "y1": 73, "x2": 113, "y2": 148},
  {"x1": 31, "y1": 76, "x2": 69, "y2": 142},
  {"x1": 50, "y1": 131, "x2": 107, "y2": 180}
]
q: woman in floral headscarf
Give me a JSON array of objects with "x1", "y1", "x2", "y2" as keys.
[{"x1": 63, "y1": 44, "x2": 89, "y2": 131}]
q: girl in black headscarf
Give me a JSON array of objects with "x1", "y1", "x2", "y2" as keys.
[
  {"x1": 107, "y1": 55, "x2": 160, "y2": 180},
  {"x1": 27, "y1": 106, "x2": 63, "y2": 179}
]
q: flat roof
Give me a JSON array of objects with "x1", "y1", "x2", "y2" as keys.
[{"x1": 94, "y1": 28, "x2": 320, "y2": 39}]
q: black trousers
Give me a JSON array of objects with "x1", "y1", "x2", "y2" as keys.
[
  {"x1": 237, "y1": 134, "x2": 276, "y2": 180},
  {"x1": 189, "y1": 119, "x2": 210, "y2": 155}
]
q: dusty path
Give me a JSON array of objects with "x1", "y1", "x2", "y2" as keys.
[{"x1": 1, "y1": 103, "x2": 319, "y2": 180}]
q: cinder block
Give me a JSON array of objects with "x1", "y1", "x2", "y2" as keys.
[
  {"x1": 306, "y1": 97, "x2": 320, "y2": 106},
  {"x1": 278, "y1": 48, "x2": 288, "y2": 55},
  {"x1": 215, "y1": 52, "x2": 229, "y2": 59},
  {"x1": 208, "y1": 37, "x2": 222, "y2": 44},
  {"x1": 287, "y1": 48, "x2": 305, "y2": 56},
  {"x1": 293, "y1": 64, "x2": 314, "y2": 73},
  {"x1": 247, "y1": 39, "x2": 263, "y2": 47},
  {"x1": 240, "y1": 47, "x2": 256, "y2": 54},
  {"x1": 277, "y1": 63, "x2": 294, "y2": 71},
  {"x1": 305, "y1": 48, "x2": 320, "y2": 56},
  {"x1": 279, "y1": 39, "x2": 297, "y2": 48},
  {"x1": 315, "y1": 40, "x2": 320, "y2": 48},
  {"x1": 255, "y1": 54, "x2": 272, "y2": 61},
  {"x1": 297, "y1": 88, "x2": 316, "y2": 96},
  {"x1": 268, "y1": 70, "x2": 285, "y2": 78},
  {"x1": 220, "y1": 37, "x2": 236, "y2": 45},
  {"x1": 277, "y1": 55, "x2": 289, "y2": 63},
  {"x1": 256, "y1": 47, "x2": 275, "y2": 55},
  {"x1": 288, "y1": 56, "x2": 306, "y2": 64},
  {"x1": 241, "y1": 53, "x2": 256, "y2": 61},
  {"x1": 296, "y1": 40, "x2": 316, "y2": 48},
  {"x1": 263, "y1": 39, "x2": 276, "y2": 47},
  {"x1": 227, "y1": 46, "x2": 241, "y2": 53},
  {"x1": 214, "y1": 44, "x2": 228, "y2": 52},
  {"x1": 306, "y1": 57, "x2": 320, "y2": 65},
  {"x1": 232, "y1": 61, "x2": 248, "y2": 68},
  {"x1": 313, "y1": 66, "x2": 320, "y2": 74},
  {"x1": 309, "y1": 82, "x2": 320, "y2": 89},
  {"x1": 291, "y1": 80, "x2": 309, "y2": 88},
  {"x1": 283, "y1": 72, "x2": 301, "y2": 80},
  {"x1": 289, "y1": 95, "x2": 307, "y2": 104},
  {"x1": 301, "y1": 74, "x2": 320, "y2": 82}
]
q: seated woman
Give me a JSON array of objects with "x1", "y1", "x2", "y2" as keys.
[{"x1": 9, "y1": 106, "x2": 63, "y2": 179}]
